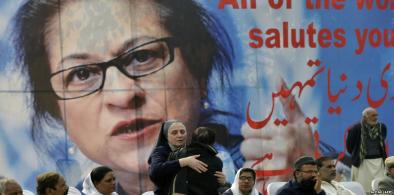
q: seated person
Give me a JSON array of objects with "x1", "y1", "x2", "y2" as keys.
[
  {"x1": 82, "y1": 166, "x2": 117, "y2": 195},
  {"x1": 316, "y1": 156, "x2": 355, "y2": 195},
  {"x1": 377, "y1": 156, "x2": 394, "y2": 191},
  {"x1": 170, "y1": 127, "x2": 224, "y2": 195},
  {"x1": 222, "y1": 168, "x2": 261, "y2": 195},
  {"x1": 277, "y1": 156, "x2": 326, "y2": 195},
  {"x1": 0, "y1": 178, "x2": 23, "y2": 195},
  {"x1": 36, "y1": 172, "x2": 69, "y2": 195}
]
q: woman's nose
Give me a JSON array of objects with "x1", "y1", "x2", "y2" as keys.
[{"x1": 102, "y1": 67, "x2": 146, "y2": 109}]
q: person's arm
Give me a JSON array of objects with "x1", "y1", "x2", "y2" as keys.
[
  {"x1": 214, "y1": 159, "x2": 227, "y2": 186},
  {"x1": 346, "y1": 126, "x2": 355, "y2": 154},
  {"x1": 314, "y1": 178, "x2": 326, "y2": 195},
  {"x1": 149, "y1": 146, "x2": 182, "y2": 182},
  {"x1": 179, "y1": 155, "x2": 208, "y2": 173},
  {"x1": 382, "y1": 123, "x2": 387, "y2": 140}
]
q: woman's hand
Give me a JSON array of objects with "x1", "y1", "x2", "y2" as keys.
[
  {"x1": 214, "y1": 171, "x2": 226, "y2": 185},
  {"x1": 179, "y1": 155, "x2": 208, "y2": 173},
  {"x1": 241, "y1": 82, "x2": 314, "y2": 189}
]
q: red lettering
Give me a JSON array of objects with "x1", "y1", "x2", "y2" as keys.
[
  {"x1": 291, "y1": 28, "x2": 305, "y2": 48},
  {"x1": 268, "y1": 0, "x2": 292, "y2": 9},
  {"x1": 249, "y1": 28, "x2": 263, "y2": 48},
  {"x1": 356, "y1": 0, "x2": 393, "y2": 10},
  {"x1": 306, "y1": 0, "x2": 345, "y2": 9},
  {"x1": 318, "y1": 28, "x2": 332, "y2": 48},
  {"x1": 218, "y1": 0, "x2": 257, "y2": 9},
  {"x1": 355, "y1": 29, "x2": 368, "y2": 55},
  {"x1": 266, "y1": 29, "x2": 281, "y2": 48},
  {"x1": 369, "y1": 28, "x2": 382, "y2": 48},
  {"x1": 218, "y1": 0, "x2": 239, "y2": 9},
  {"x1": 307, "y1": 23, "x2": 317, "y2": 48},
  {"x1": 383, "y1": 29, "x2": 394, "y2": 47},
  {"x1": 333, "y1": 28, "x2": 346, "y2": 48}
]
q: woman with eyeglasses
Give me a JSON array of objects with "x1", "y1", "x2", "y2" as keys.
[
  {"x1": 11, "y1": 0, "x2": 317, "y2": 194},
  {"x1": 222, "y1": 168, "x2": 261, "y2": 195},
  {"x1": 12, "y1": 0, "x2": 231, "y2": 194}
]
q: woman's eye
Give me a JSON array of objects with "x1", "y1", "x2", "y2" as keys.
[
  {"x1": 133, "y1": 50, "x2": 153, "y2": 63},
  {"x1": 129, "y1": 49, "x2": 159, "y2": 66},
  {"x1": 74, "y1": 68, "x2": 90, "y2": 80},
  {"x1": 65, "y1": 66, "x2": 101, "y2": 85}
]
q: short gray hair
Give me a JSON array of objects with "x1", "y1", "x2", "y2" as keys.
[{"x1": 362, "y1": 107, "x2": 376, "y2": 117}]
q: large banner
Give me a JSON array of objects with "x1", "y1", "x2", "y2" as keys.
[{"x1": 0, "y1": 0, "x2": 393, "y2": 194}]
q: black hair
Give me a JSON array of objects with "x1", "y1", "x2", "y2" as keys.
[
  {"x1": 192, "y1": 126, "x2": 216, "y2": 145},
  {"x1": 239, "y1": 168, "x2": 256, "y2": 181},
  {"x1": 12, "y1": 0, "x2": 233, "y2": 155},
  {"x1": 90, "y1": 166, "x2": 113, "y2": 184}
]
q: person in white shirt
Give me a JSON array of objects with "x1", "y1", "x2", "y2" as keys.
[{"x1": 316, "y1": 156, "x2": 356, "y2": 195}]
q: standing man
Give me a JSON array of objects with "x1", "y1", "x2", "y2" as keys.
[
  {"x1": 346, "y1": 107, "x2": 387, "y2": 194},
  {"x1": 277, "y1": 156, "x2": 326, "y2": 195},
  {"x1": 316, "y1": 156, "x2": 355, "y2": 195}
]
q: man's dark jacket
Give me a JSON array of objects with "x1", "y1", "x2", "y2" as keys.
[
  {"x1": 277, "y1": 180, "x2": 326, "y2": 195},
  {"x1": 346, "y1": 123, "x2": 387, "y2": 167}
]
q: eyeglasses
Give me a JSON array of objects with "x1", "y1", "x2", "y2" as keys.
[
  {"x1": 323, "y1": 165, "x2": 336, "y2": 169},
  {"x1": 298, "y1": 170, "x2": 318, "y2": 174},
  {"x1": 49, "y1": 37, "x2": 176, "y2": 100},
  {"x1": 239, "y1": 176, "x2": 254, "y2": 182}
]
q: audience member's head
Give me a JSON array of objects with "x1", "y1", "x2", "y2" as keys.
[
  {"x1": 384, "y1": 156, "x2": 394, "y2": 176},
  {"x1": 36, "y1": 172, "x2": 68, "y2": 195},
  {"x1": 89, "y1": 166, "x2": 116, "y2": 195},
  {"x1": 192, "y1": 127, "x2": 216, "y2": 145},
  {"x1": 0, "y1": 178, "x2": 23, "y2": 195},
  {"x1": 238, "y1": 168, "x2": 256, "y2": 194},
  {"x1": 362, "y1": 107, "x2": 378, "y2": 125},
  {"x1": 293, "y1": 156, "x2": 318, "y2": 188},
  {"x1": 316, "y1": 156, "x2": 336, "y2": 182}
]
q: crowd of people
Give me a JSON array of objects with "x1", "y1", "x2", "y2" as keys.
[{"x1": 0, "y1": 167, "x2": 116, "y2": 195}]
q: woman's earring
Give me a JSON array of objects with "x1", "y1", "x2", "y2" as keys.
[
  {"x1": 202, "y1": 99, "x2": 210, "y2": 110},
  {"x1": 68, "y1": 144, "x2": 77, "y2": 155}
]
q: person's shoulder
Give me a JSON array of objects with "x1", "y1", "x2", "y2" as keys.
[
  {"x1": 151, "y1": 145, "x2": 171, "y2": 156},
  {"x1": 154, "y1": 145, "x2": 170, "y2": 151},
  {"x1": 349, "y1": 123, "x2": 362, "y2": 130},
  {"x1": 221, "y1": 189, "x2": 233, "y2": 195},
  {"x1": 378, "y1": 175, "x2": 394, "y2": 183},
  {"x1": 276, "y1": 181, "x2": 294, "y2": 193},
  {"x1": 380, "y1": 122, "x2": 387, "y2": 129}
]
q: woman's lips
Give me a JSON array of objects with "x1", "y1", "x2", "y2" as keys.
[{"x1": 111, "y1": 119, "x2": 161, "y2": 140}]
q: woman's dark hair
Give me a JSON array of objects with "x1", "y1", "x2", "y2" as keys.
[
  {"x1": 90, "y1": 166, "x2": 113, "y2": 185},
  {"x1": 192, "y1": 127, "x2": 216, "y2": 145},
  {"x1": 239, "y1": 168, "x2": 256, "y2": 181},
  {"x1": 12, "y1": 0, "x2": 233, "y2": 154}
]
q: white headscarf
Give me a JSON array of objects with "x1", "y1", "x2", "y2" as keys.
[
  {"x1": 82, "y1": 174, "x2": 118, "y2": 195},
  {"x1": 229, "y1": 168, "x2": 260, "y2": 195},
  {"x1": 67, "y1": 187, "x2": 82, "y2": 195}
]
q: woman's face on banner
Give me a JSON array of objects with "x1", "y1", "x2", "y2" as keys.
[{"x1": 45, "y1": 0, "x2": 201, "y2": 172}]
